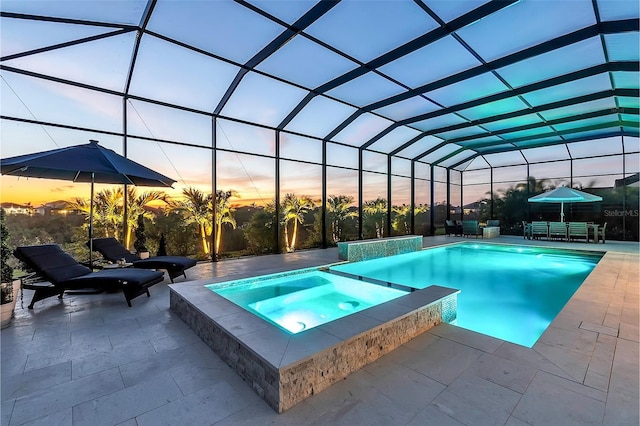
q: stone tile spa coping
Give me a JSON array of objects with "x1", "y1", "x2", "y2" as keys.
[{"x1": 170, "y1": 270, "x2": 458, "y2": 412}]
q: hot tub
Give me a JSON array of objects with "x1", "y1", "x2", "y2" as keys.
[{"x1": 208, "y1": 270, "x2": 408, "y2": 334}]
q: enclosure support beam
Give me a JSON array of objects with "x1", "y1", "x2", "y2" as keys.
[
  {"x1": 490, "y1": 167, "x2": 494, "y2": 220},
  {"x1": 410, "y1": 160, "x2": 416, "y2": 235},
  {"x1": 321, "y1": 140, "x2": 327, "y2": 249},
  {"x1": 460, "y1": 173, "x2": 464, "y2": 221},
  {"x1": 212, "y1": 117, "x2": 218, "y2": 262},
  {"x1": 430, "y1": 166, "x2": 435, "y2": 236},
  {"x1": 358, "y1": 150, "x2": 364, "y2": 240},
  {"x1": 386, "y1": 155, "x2": 392, "y2": 238},
  {"x1": 274, "y1": 131, "x2": 281, "y2": 254},
  {"x1": 446, "y1": 169, "x2": 451, "y2": 220}
]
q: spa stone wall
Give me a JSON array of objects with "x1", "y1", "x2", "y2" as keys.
[{"x1": 278, "y1": 297, "x2": 450, "y2": 411}]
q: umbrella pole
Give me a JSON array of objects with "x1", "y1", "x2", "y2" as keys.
[
  {"x1": 89, "y1": 173, "x2": 94, "y2": 268},
  {"x1": 561, "y1": 201, "x2": 565, "y2": 222}
]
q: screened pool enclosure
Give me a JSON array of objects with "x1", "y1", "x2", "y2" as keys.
[{"x1": 1, "y1": 0, "x2": 638, "y2": 260}]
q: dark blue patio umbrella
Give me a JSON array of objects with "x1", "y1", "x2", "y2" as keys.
[{"x1": 1, "y1": 140, "x2": 176, "y2": 264}]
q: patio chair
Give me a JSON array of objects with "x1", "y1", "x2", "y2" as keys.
[
  {"x1": 444, "y1": 220, "x2": 462, "y2": 236},
  {"x1": 462, "y1": 220, "x2": 482, "y2": 238},
  {"x1": 549, "y1": 222, "x2": 568, "y2": 240},
  {"x1": 596, "y1": 222, "x2": 607, "y2": 243},
  {"x1": 568, "y1": 222, "x2": 588, "y2": 242},
  {"x1": 90, "y1": 238, "x2": 197, "y2": 282},
  {"x1": 13, "y1": 244, "x2": 164, "y2": 308},
  {"x1": 530, "y1": 221, "x2": 549, "y2": 239},
  {"x1": 522, "y1": 221, "x2": 532, "y2": 239}
]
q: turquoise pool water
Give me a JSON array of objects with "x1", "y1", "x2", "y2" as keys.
[
  {"x1": 330, "y1": 243, "x2": 603, "y2": 347},
  {"x1": 208, "y1": 270, "x2": 407, "y2": 334}
]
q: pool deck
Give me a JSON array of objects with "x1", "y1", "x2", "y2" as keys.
[{"x1": 1, "y1": 235, "x2": 638, "y2": 425}]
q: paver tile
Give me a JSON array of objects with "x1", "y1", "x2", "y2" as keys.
[
  {"x1": 134, "y1": 380, "x2": 254, "y2": 426},
  {"x1": 513, "y1": 371, "x2": 605, "y2": 426},
  {"x1": 72, "y1": 373, "x2": 183, "y2": 426},
  {"x1": 467, "y1": 352, "x2": 536, "y2": 394},
  {"x1": 402, "y1": 337, "x2": 482, "y2": 385}
]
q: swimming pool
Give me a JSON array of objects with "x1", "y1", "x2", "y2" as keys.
[
  {"x1": 208, "y1": 270, "x2": 408, "y2": 334},
  {"x1": 330, "y1": 242, "x2": 603, "y2": 347}
]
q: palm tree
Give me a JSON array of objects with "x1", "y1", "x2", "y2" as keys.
[
  {"x1": 66, "y1": 197, "x2": 92, "y2": 235},
  {"x1": 516, "y1": 176, "x2": 551, "y2": 195},
  {"x1": 391, "y1": 204, "x2": 411, "y2": 235},
  {"x1": 363, "y1": 197, "x2": 387, "y2": 238},
  {"x1": 391, "y1": 203, "x2": 426, "y2": 235},
  {"x1": 175, "y1": 187, "x2": 212, "y2": 257},
  {"x1": 67, "y1": 187, "x2": 124, "y2": 239},
  {"x1": 213, "y1": 189, "x2": 239, "y2": 255},
  {"x1": 95, "y1": 188, "x2": 126, "y2": 238},
  {"x1": 326, "y1": 195, "x2": 357, "y2": 243},
  {"x1": 281, "y1": 193, "x2": 316, "y2": 252},
  {"x1": 486, "y1": 176, "x2": 556, "y2": 233},
  {"x1": 124, "y1": 187, "x2": 168, "y2": 250}
]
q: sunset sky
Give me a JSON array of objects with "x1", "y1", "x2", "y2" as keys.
[{"x1": 1, "y1": 0, "x2": 637, "y2": 210}]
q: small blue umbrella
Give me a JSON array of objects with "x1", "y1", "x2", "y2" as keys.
[
  {"x1": 1, "y1": 140, "x2": 176, "y2": 263},
  {"x1": 528, "y1": 186, "x2": 602, "y2": 222}
]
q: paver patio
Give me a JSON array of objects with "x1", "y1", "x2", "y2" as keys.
[{"x1": 1, "y1": 236, "x2": 638, "y2": 425}]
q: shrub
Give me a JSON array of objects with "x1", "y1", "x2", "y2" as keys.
[
  {"x1": 1, "y1": 209, "x2": 15, "y2": 304},
  {"x1": 133, "y1": 214, "x2": 148, "y2": 253}
]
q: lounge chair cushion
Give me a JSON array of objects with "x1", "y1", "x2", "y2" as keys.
[
  {"x1": 89, "y1": 238, "x2": 138, "y2": 263},
  {"x1": 64, "y1": 268, "x2": 164, "y2": 290},
  {"x1": 14, "y1": 245, "x2": 92, "y2": 283},
  {"x1": 132, "y1": 256, "x2": 197, "y2": 271},
  {"x1": 90, "y1": 238, "x2": 197, "y2": 282}
]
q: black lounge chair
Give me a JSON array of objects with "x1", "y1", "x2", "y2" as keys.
[
  {"x1": 444, "y1": 220, "x2": 462, "y2": 236},
  {"x1": 90, "y1": 238, "x2": 197, "y2": 283},
  {"x1": 14, "y1": 244, "x2": 164, "y2": 308}
]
